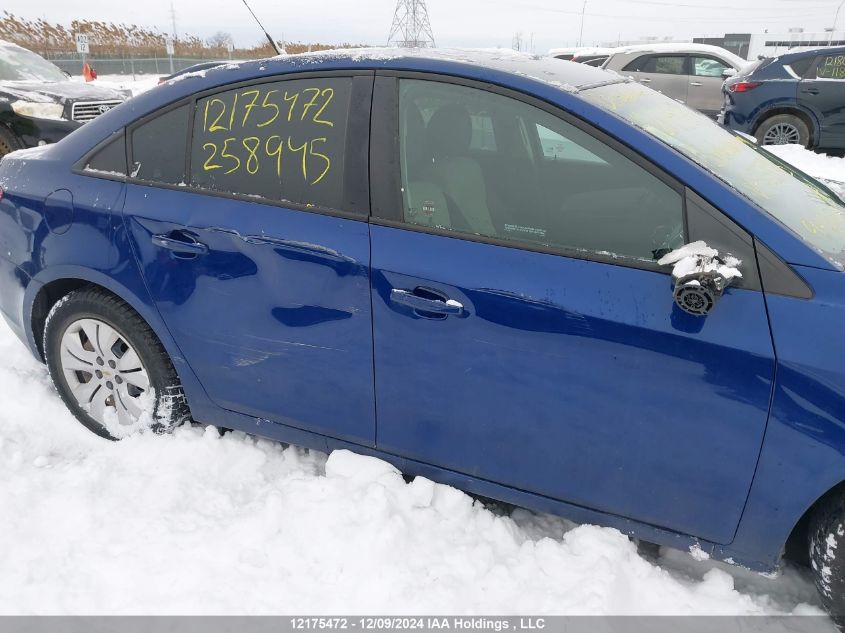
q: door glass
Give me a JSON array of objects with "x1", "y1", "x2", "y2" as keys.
[
  {"x1": 814, "y1": 54, "x2": 845, "y2": 80},
  {"x1": 131, "y1": 105, "x2": 189, "y2": 184},
  {"x1": 189, "y1": 77, "x2": 353, "y2": 210},
  {"x1": 624, "y1": 55, "x2": 686, "y2": 75},
  {"x1": 692, "y1": 56, "x2": 729, "y2": 77},
  {"x1": 398, "y1": 79, "x2": 685, "y2": 262}
]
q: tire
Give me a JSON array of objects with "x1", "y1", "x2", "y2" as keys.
[
  {"x1": 43, "y1": 286, "x2": 190, "y2": 440},
  {"x1": 809, "y1": 492, "x2": 845, "y2": 623},
  {"x1": 755, "y1": 114, "x2": 811, "y2": 148},
  {"x1": 0, "y1": 125, "x2": 21, "y2": 159}
]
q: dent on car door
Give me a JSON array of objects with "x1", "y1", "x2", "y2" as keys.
[
  {"x1": 368, "y1": 74, "x2": 775, "y2": 545},
  {"x1": 800, "y1": 54, "x2": 845, "y2": 147},
  {"x1": 121, "y1": 72, "x2": 378, "y2": 444}
]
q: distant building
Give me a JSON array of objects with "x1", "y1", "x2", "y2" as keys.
[{"x1": 695, "y1": 31, "x2": 845, "y2": 60}]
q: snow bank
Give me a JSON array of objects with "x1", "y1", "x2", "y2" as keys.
[
  {"x1": 0, "y1": 323, "x2": 829, "y2": 618},
  {"x1": 765, "y1": 145, "x2": 845, "y2": 198}
]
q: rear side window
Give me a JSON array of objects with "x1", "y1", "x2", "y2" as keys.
[
  {"x1": 787, "y1": 56, "x2": 814, "y2": 78},
  {"x1": 85, "y1": 133, "x2": 127, "y2": 176},
  {"x1": 813, "y1": 54, "x2": 845, "y2": 80},
  {"x1": 189, "y1": 77, "x2": 352, "y2": 210},
  {"x1": 624, "y1": 55, "x2": 687, "y2": 75},
  {"x1": 131, "y1": 105, "x2": 189, "y2": 184}
]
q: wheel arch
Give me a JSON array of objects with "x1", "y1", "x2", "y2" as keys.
[
  {"x1": 784, "y1": 479, "x2": 845, "y2": 567},
  {"x1": 25, "y1": 266, "x2": 214, "y2": 421},
  {"x1": 752, "y1": 106, "x2": 819, "y2": 148}
]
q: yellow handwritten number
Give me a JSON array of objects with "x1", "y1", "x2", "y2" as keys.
[
  {"x1": 283, "y1": 91, "x2": 299, "y2": 122},
  {"x1": 309, "y1": 138, "x2": 331, "y2": 185},
  {"x1": 221, "y1": 138, "x2": 241, "y2": 174},
  {"x1": 241, "y1": 90, "x2": 261, "y2": 127},
  {"x1": 265, "y1": 135, "x2": 283, "y2": 177},
  {"x1": 312, "y1": 88, "x2": 334, "y2": 127},
  {"x1": 257, "y1": 90, "x2": 280, "y2": 128},
  {"x1": 288, "y1": 137, "x2": 309, "y2": 180},
  {"x1": 202, "y1": 142, "x2": 222, "y2": 170},
  {"x1": 243, "y1": 137, "x2": 261, "y2": 174},
  {"x1": 207, "y1": 98, "x2": 228, "y2": 132}
]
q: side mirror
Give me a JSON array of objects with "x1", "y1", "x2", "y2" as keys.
[
  {"x1": 722, "y1": 68, "x2": 738, "y2": 78},
  {"x1": 658, "y1": 241, "x2": 742, "y2": 317}
]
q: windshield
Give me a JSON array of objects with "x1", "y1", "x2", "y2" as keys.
[
  {"x1": 583, "y1": 81, "x2": 845, "y2": 268},
  {"x1": 0, "y1": 44, "x2": 67, "y2": 82}
]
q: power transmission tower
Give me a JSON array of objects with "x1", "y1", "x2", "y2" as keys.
[{"x1": 387, "y1": 0, "x2": 436, "y2": 48}]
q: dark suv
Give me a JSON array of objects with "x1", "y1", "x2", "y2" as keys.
[
  {"x1": 722, "y1": 46, "x2": 845, "y2": 150},
  {"x1": 0, "y1": 40, "x2": 128, "y2": 158}
]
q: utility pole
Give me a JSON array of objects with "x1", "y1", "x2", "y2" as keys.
[
  {"x1": 831, "y1": 0, "x2": 845, "y2": 44},
  {"x1": 169, "y1": 2, "x2": 177, "y2": 73},
  {"x1": 578, "y1": 0, "x2": 587, "y2": 48},
  {"x1": 388, "y1": 0, "x2": 436, "y2": 48}
]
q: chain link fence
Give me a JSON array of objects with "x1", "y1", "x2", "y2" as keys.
[{"x1": 45, "y1": 52, "x2": 231, "y2": 77}]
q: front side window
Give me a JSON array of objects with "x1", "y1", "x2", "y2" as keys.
[
  {"x1": 692, "y1": 56, "x2": 730, "y2": 77},
  {"x1": 814, "y1": 54, "x2": 845, "y2": 80},
  {"x1": 583, "y1": 81, "x2": 845, "y2": 267},
  {"x1": 131, "y1": 105, "x2": 189, "y2": 184},
  {"x1": 189, "y1": 77, "x2": 352, "y2": 210},
  {"x1": 398, "y1": 79, "x2": 685, "y2": 263},
  {"x1": 625, "y1": 55, "x2": 687, "y2": 75}
]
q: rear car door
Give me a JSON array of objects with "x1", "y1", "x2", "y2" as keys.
[
  {"x1": 621, "y1": 54, "x2": 690, "y2": 105},
  {"x1": 121, "y1": 72, "x2": 377, "y2": 444},
  {"x1": 369, "y1": 75, "x2": 775, "y2": 544},
  {"x1": 688, "y1": 55, "x2": 733, "y2": 117},
  {"x1": 799, "y1": 53, "x2": 845, "y2": 148}
]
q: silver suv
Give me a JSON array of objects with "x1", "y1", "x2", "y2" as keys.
[{"x1": 602, "y1": 44, "x2": 746, "y2": 118}]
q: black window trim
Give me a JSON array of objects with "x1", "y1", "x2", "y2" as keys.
[
  {"x1": 370, "y1": 70, "x2": 691, "y2": 275},
  {"x1": 100, "y1": 69, "x2": 375, "y2": 222}
]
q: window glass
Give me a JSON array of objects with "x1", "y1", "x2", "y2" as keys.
[
  {"x1": 398, "y1": 79, "x2": 685, "y2": 262},
  {"x1": 692, "y1": 56, "x2": 729, "y2": 77},
  {"x1": 814, "y1": 54, "x2": 845, "y2": 80},
  {"x1": 85, "y1": 133, "x2": 127, "y2": 176},
  {"x1": 787, "y1": 56, "x2": 814, "y2": 78},
  {"x1": 190, "y1": 77, "x2": 352, "y2": 209},
  {"x1": 131, "y1": 105, "x2": 189, "y2": 184},
  {"x1": 583, "y1": 81, "x2": 845, "y2": 267},
  {"x1": 625, "y1": 55, "x2": 687, "y2": 75}
]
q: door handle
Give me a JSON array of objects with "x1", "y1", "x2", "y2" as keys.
[
  {"x1": 802, "y1": 88, "x2": 820, "y2": 95},
  {"x1": 690, "y1": 81, "x2": 703, "y2": 86},
  {"x1": 152, "y1": 231, "x2": 208, "y2": 256},
  {"x1": 640, "y1": 78, "x2": 652, "y2": 83},
  {"x1": 390, "y1": 288, "x2": 464, "y2": 316}
]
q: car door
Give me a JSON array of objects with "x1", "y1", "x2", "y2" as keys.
[
  {"x1": 121, "y1": 72, "x2": 377, "y2": 444},
  {"x1": 369, "y1": 75, "x2": 775, "y2": 545},
  {"x1": 688, "y1": 55, "x2": 735, "y2": 117},
  {"x1": 621, "y1": 54, "x2": 690, "y2": 105},
  {"x1": 799, "y1": 53, "x2": 845, "y2": 148}
]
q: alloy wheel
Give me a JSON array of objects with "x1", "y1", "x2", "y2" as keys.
[{"x1": 762, "y1": 122, "x2": 801, "y2": 145}]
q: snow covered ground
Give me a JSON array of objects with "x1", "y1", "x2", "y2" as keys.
[{"x1": 0, "y1": 75, "x2": 842, "y2": 619}]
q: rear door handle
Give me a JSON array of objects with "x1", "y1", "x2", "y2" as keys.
[
  {"x1": 640, "y1": 78, "x2": 652, "y2": 83},
  {"x1": 690, "y1": 81, "x2": 703, "y2": 87},
  {"x1": 390, "y1": 288, "x2": 463, "y2": 316},
  {"x1": 802, "y1": 88, "x2": 820, "y2": 95},
  {"x1": 152, "y1": 231, "x2": 208, "y2": 256}
]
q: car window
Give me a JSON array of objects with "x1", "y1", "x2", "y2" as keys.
[
  {"x1": 813, "y1": 54, "x2": 845, "y2": 80},
  {"x1": 787, "y1": 56, "x2": 814, "y2": 78},
  {"x1": 189, "y1": 77, "x2": 351, "y2": 209},
  {"x1": 398, "y1": 79, "x2": 685, "y2": 263},
  {"x1": 131, "y1": 105, "x2": 189, "y2": 184},
  {"x1": 624, "y1": 55, "x2": 687, "y2": 75},
  {"x1": 0, "y1": 43, "x2": 67, "y2": 82},
  {"x1": 583, "y1": 81, "x2": 845, "y2": 268},
  {"x1": 692, "y1": 56, "x2": 730, "y2": 77},
  {"x1": 85, "y1": 133, "x2": 127, "y2": 176}
]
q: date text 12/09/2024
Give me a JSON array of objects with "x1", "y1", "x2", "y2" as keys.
[{"x1": 290, "y1": 618, "x2": 547, "y2": 631}]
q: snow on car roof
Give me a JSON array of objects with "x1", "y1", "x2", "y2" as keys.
[
  {"x1": 607, "y1": 42, "x2": 747, "y2": 67},
  {"x1": 213, "y1": 47, "x2": 626, "y2": 94}
]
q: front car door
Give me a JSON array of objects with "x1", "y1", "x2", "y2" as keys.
[
  {"x1": 688, "y1": 55, "x2": 735, "y2": 118},
  {"x1": 121, "y1": 72, "x2": 377, "y2": 444},
  {"x1": 799, "y1": 53, "x2": 845, "y2": 148},
  {"x1": 369, "y1": 74, "x2": 775, "y2": 545},
  {"x1": 622, "y1": 54, "x2": 690, "y2": 105}
]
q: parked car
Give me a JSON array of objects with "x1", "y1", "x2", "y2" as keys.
[
  {"x1": 158, "y1": 60, "x2": 228, "y2": 84},
  {"x1": 722, "y1": 46, "x2": 845, "y2": 150},
  {"x1": 602, "y1": 43, "x2": 746, "y2": 118},
  {"x1": 0, "y1": 40, "x2": 129, "y2": 158},
  {"x1": 571, "y1": 47, "x2": 617, "y2": 67},
  {"x1": 3, "y1": 49, "x2": 845, "y2": 618},
  {"x1": 548, "y1": 47, "x2": 579, "y2": 61}
]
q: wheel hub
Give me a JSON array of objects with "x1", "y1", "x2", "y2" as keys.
[
  {"x1": 59, "y1": 318, "x2": 152, "y2": 433},
  {"x1": 763, "y1": 122, "x2": 801, "y2": 146}
]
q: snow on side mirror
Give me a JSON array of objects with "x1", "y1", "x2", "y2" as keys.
[
  {"x1": 722, "y1": 68, "x2": 738, "y2": 78},
  {"x1": 658, "y1": 241, "x2": 742, "y2": 316}
]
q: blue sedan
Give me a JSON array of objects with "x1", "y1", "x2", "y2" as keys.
[{"x1": 1, "y1": 49, "x2": 845, "y2": 615}]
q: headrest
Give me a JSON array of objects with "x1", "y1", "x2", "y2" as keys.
[{"x1": 426, "y1": 104, "x2": 472, "y2": 158}]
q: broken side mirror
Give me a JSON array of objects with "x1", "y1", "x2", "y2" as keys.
[{"x1": 658, "y1": 241, "x2": 742, "y2": 317}]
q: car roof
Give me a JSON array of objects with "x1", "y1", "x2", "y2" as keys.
[
  {"x1": 773, "y1": 45, "x2": 845, "y2": 62},
  {"x1": 607, "y1": 42, "x2": 746, "y2": 67}
]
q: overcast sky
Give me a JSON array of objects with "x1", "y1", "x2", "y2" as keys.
[{"x1": 5, "y1": 0, "x2": 844, "y2": 52}]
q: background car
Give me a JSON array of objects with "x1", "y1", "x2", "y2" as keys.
[
  {"x1": 602, "y1": 43, "x2": 746, "y2": 118},
  {"x1": 0, "y1": 40, "x2": 129, "y2": 158},
  {"x1": 3, "y1": 49, "x2": 845, "y2": 618},
  {"x1": 157, "y1": 60, "x2": 228, "y2": 84},
  {"x1": 722, "y1": 46, "x2": 845, "y2": 150},
  {"x1": 548, "y1": 46, "x2": 579, "y2": 61},
  {"x1": 571, "y1": 47, "x2": 617, "y2": 67}
]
